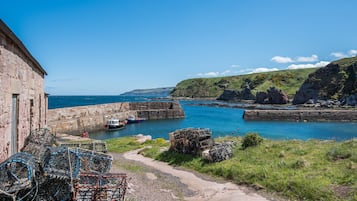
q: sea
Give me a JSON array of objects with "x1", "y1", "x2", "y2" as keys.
[{"x1": 49, "y1": 95, "x2": 357, "y2": 141}]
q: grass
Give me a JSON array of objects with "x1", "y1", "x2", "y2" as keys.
[
  {"x1": 106, "y1": 135, "x2": 357, "y2": 201},
  {"x1": 171, "y1": 68, "x2": 317, "y2": 98},
  {"x1": 105, "y1": 136, "x2": 169, "y2": 153}
]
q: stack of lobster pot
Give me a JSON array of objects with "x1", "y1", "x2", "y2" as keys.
[
  {"x1": 169, "y1": 128, "x2": 215, "y2": 155},
  {"x1": 0, "y1": 128, "x2": 127, "y2": 201},
  {"x1": 21, "y1": 128, "x2": 55, "y2": 163}
]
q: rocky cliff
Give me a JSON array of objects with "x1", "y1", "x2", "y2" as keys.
[
  {"x1": 293, "y1": 56, "x2": 357, "y2": 105},
  {"x1": 171, "y1": 68, "x2": 316, "y2": 98}
]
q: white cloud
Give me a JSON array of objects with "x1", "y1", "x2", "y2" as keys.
[
  {"x1": 331, "y1": 52, "x2": 348, "y2": 59},
  {"x1": 272, "y1": 54, "x2": 320, "y2": 63},
  {"x1": 249, "y1": 67, "x2": 279, "y2": 74},
  {"x1": 221, "y1": 70, "x2": 231, "y2": 75},
  {"x1": 349, "y1": 49, "x2": 357, "y2": 56},
  {"x1": 296, "y1": 54, "x2": 318, "y2": 62},
  {"x1": 287, "y1": 61, "x2": 330, "y2": 69},
  {"x1": 230, "y1": 64, "x2": 240, "y2": 68},
  {"x1": 271, "y1": 56, "x2": 293, "y2": 63},
  {"x1": 197, "y1": 72, "x2": 220, "y2": 77}
]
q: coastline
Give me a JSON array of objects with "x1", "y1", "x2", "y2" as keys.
[{"x1": 186, "y1": 100, "x2": 357, "y2": 122}]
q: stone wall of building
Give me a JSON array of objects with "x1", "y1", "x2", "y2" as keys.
[
  {"x1": 243, "y1": 109, "x2": 357, "y2": 122},
  {"x1": 0, "y1": 21, "x2": 47, "y2": 162},
  {"x1": 48, "y1": 101, "x2": 185, "y2": 135}
]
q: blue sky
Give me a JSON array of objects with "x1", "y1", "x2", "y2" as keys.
[{"x1": 1, "y1": 0, "x2": 357, "y2": 95}]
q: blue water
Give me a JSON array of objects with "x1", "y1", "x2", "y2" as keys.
[{"x1": 48, "y1": 96, "x2": 357, "y2": 141}]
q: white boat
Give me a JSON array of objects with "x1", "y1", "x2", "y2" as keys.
[
  {"x1": 105, "y1": 118, "x2": 126, "y2": 130},
  {"x1": 126, "y1": 115, "x2": 146, "y2": 124}
]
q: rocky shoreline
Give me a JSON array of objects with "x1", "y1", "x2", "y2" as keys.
[{"x1": 186, "y1": 100, "x2": 357, "y2": 122}]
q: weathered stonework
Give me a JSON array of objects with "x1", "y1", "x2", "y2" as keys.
[
  {"x1": 0, "y1": 20, "x2": 47, "y2": 162},
  {"x1": 243, "y1": 109, "x2": 357, "y2": 122},
  {"x1": 48, "y1": 101, "x2": 185, "y2": 135}
]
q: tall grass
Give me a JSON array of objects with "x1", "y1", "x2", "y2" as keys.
[{"x1": 106, "y1": 136, "x2": 357, "y2": 200}]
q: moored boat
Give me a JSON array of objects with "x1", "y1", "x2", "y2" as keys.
[
  {"x1": 126, "y1": 115, "x2": 146, "y2": 124},
  {"x1": 105, "y1": 118, "x2": 126, "y2": 130}
]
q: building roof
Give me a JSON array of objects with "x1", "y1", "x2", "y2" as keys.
[{"x1": 0, "y1": 19, "x2": 47, "y2": 76}]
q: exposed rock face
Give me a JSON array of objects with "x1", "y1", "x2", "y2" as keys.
[
  {"x1": 293, "y1": 57, "x2": 357, "y2": 105},
  {"x1": 255, "y1": 87, "x2": 289, "y2": 104},
  {"x1": 345, "y1": 94, "x2": 357, "y2": 106},
  {"x1": 255, "y1": 92, "x2": 268, "y2": 104},
  {"x1": 217, "y1": 87, "x2": 255, "y2": 101}
]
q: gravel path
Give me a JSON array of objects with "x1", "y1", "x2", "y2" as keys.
[
  {"x1": 111, "y1": 150, "x2": 278, "y2": 201},
  {"x1": 55, "y1": 134, "x2": 281, "y2": 201}
]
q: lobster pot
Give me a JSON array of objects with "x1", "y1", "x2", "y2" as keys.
[
  {"x1": 73, "y1": 172, "x2": 128, "y2": 201},
  {"x1": 0, "y1": 152, "x2": 36, "y2": 194},
  {"x1": 77, "y1": 148, "x2": 113, "y2": 173},
  {"x1": 21, "y1": 128, "x2": 55, "y2": 162},
  {"x1": 42, "y1": 146, "x2": 81, "y2": 180},
  {"x1": 60, "y1": 141, "x2": 108, "y2": 153},
  {"x1": 42, "y1": 147, "x2": 113, "y2": 180},
  {"x1": 169, "y1": 128, "x2": 214, "y2": 155}
]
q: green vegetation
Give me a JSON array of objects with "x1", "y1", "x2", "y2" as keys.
[
  {"x1": 105, "y1": 136, "x2": 169, "y2": 153},
  {"x1": 332, "y1": 56, "x2": 357, "y2": 68},
  {"x1": 106, "y1": 135, "x2": 357, "y2": 201},
  {"x1": 241, "y1": 132, "x2": 263, "y2": 149},
  {"x1": 170, "y1": 68, "x2": 318, "y2": 98}
]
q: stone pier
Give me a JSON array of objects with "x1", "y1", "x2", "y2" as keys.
[
  {"x1": 48, "y1": 101, "x2": 185, "y2": 135},
  {"x1": 243, "y1": 109, "x2": 357, "y2": 122}
]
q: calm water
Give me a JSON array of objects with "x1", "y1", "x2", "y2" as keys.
[{"x1": 48, "y1": 96, "x2": 357, "y2": 141}]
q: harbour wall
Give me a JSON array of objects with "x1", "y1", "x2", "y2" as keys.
[
  {"x1": 48, "y1": 101, "x2": 185, "y2": 135},
  {"x1": 243, "y1": 109, "x2": 357, "y2": 122}
]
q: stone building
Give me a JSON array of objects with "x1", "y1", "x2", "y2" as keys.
[{"x1": 0, "y1": 19, "x2": 47, "y2": 162}]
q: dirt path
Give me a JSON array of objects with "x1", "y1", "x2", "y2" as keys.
[{"x1": 122, "y1": 150, "x2": 272, "y2": 201}]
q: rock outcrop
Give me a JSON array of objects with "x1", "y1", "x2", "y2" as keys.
[
  {"x1": 255, "y1": 87, "x2": 289, "y2": 104},
  {"x1": 293, "y1": 56, "x2": 357, "y2": 105},
  {"x1": 217, "y1": 87, "x2": 255, "y2": 101}
]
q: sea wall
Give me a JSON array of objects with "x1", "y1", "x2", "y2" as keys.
[
  {"x1": 243, "y1": 109, "x2": 357, "y2": 122},
  {"x1": 48, "y1": 101, "x2": 185, "y2": 135}
]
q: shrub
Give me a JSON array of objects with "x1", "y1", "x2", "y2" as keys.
[
  {"x1": 242, "y1": 133, "x2": 263, "y2": 149},
  {"x1": 326, "y1": 146, "x2": 352, "y2": 161}
]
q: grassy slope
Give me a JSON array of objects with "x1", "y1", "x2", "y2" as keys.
[
  {"x1": 171, "y1": 68, "x2": 318, "y2": 98},
  {"x1": 106, "y1": 136, "x2": 357, "y2": 201}
]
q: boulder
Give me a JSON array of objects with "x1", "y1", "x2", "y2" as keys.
[
  {"x1": 255, "y1": 87, "x2": 289, "y2": 104},
  {"x1": 217, "y1": 87, "x2": 255, "y2": 101},
  {"x1": 267, "y1": 87, "x2": 289, "y2": 104},
  {"x1": 255, "y1": 92, "x2": 268, "y2": 104},
  {"x1": 345, "y1": 94, "x2": 357, "y2": 106}
]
